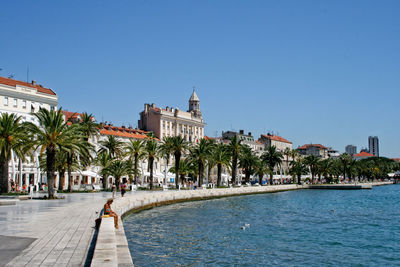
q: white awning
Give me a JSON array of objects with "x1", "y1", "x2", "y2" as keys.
[{"x1": 80, "y1": 170, "x2": 99, "y2": 177}]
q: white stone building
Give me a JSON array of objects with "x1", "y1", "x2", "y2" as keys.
[
  {"x1": 0, "y1": 76, "x2": 58, "y2": 191},
  {"x1": 138, "y1": 90, "x2": 205, "y2": 143}
]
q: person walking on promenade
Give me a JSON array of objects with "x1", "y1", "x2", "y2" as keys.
[
  {"x1": 112, "y1": 183, "x2": 116, "y2": 199},
  {"x1": 104, "y1": 198, "x2": 119, "y2": 229},
  {"x1": 121, "y1": 182, "x2": 126, "y2": 197}
]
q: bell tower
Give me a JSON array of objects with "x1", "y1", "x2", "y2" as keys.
[{"x1": 188, "y1": 87, "x2": 201, "y2": 117}]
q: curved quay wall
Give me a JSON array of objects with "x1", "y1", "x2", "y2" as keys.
[
  {"x1": 90, "y1": 184, "x2": 303, "y2": 266},
  {"x1": 90, "y1": 182, "x2": 393, "y2": 266}
]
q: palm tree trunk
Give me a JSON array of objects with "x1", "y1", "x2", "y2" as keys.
[
  {"x1": 232, "y1": 156, "x2": 237, "y2": 185},
  {"x1": 217, "y1": 163, "x2": 222, "y2": 187},
  {"x1": 149, "y1": 158, "x2": 154, "y2": 190},
  {"x1": 259, "y1": 172, "x2": 263, "y2": 185},
  {"x1": 198, "y1": 162, "x2": 203, "y2": 187},
  {"x1": 270, "y1": 173, "x2": 273, "y2": 185},
  {"x1": 0, "y1": 157, "x2": 9, "y2": 193},
  {"x1": 297, "y1": 174, "x2": 301, "y2": 185},
  {"x1": 67, "y1": 153, "x2": 73, "y2": 192},
  {"x1": 175, "y1": 152, "x2": 180, "y2": 189},
  {"x1": 102, "y1": 175, "x2": 108, "y2": 189},
  {"x1": 58, "y1": 171, "x2": 65, "y2": 191},
  {"x1": 134, "y1": 156, "x2": 138, "y2": 184},
  {"x1": 46, "y1": 147, "x2": 56, "y2": 199}
]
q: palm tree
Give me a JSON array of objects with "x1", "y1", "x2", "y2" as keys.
[
  {"x1": 95, "y1": 151, "x2": 114, "y2": 189},
  {"x1": 64, "y1": 129, "x2": 93, "y2": 191},
  {"x1": 124, "y1": 139, "x2": 146, "y2": 184},
  {"x1": 261, "y1": 145, "x2": 283, "y2": 185},
  {"x1": 283, "y1": 147, "x2": 291, "y2": 175},
  {"x1": 213, "y1": 143, "x2": 230, "y2": 186},
  {"x1": 0, "y1": 113, "x2": 32, "y2": 193},
  {"x1": 55, "y1": 151, "x2": 68, "y2": 191},
  {"x1": 254, "y1": 157, "x2": 268, "y2": 185},
  {"x1": 190, "y1": 138, "x2": 213, "y2": 187},
  {"x1": 227, "y1": 135, "x2": 242, "y2": 185},
  {"x1": 27, "y1": 109, "x2": 84, "y2": 198},
  {"x1": 339, "y1": 153, "x2": 352, "y2": 182},
  {"x1": 99, "y1": 135, "x2": 124, "y2": 159},
  {"x1": 106, "y1": 160, "x2": 129, "y2": 190},
  {"x1": 289, "y1": 159, "x2": 308, "y2": 185},
  {"x1": 145, "y1": 139, "x2": 159, "y2": 189},
  {"x1": 239, "y1": 145, "x2": 258, "y2": 184},
  {"x1": 79, "y1": 112, "x2": 99, "y2": 142},
  {"x1": 304, "y1": 155, "x2": 320, "y2": 184},
  {"x1": 170, "y1": 136, "x2": 189, "y2": 189},
  {"x1": 159, "y1": 137, "x2": 174, "y2": 185},
  {"x1": 319, "y1": 158, "x2": 334, "y2": 183},
  {"x1": 169, "y1": 158, "x2": 194, "y2": 185}
]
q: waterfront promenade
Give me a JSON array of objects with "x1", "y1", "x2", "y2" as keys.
[{"x1": 0, "y1": 191, "x2": 150, "y2": 267}]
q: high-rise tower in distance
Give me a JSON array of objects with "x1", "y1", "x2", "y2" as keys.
[{"x1": 368, "y1": 136, "x2": 379, "y2": 157}]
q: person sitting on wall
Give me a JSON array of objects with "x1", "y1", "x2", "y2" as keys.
[{"x1": 104, "y1": 198, "x2": 119, "y2": 229}]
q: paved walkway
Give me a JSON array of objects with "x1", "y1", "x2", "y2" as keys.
[{"x1": 0, "y1": 191, "x2": 149, "y2": 267}]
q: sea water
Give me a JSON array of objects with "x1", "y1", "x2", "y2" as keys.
[{"x1": 124, "y1": 185, "x2": 400, "y2": 266}]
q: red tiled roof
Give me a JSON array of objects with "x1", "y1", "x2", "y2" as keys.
[
  {"x1": 61, "y1": 110, "x2": 83, "y2": 121},
  {"x1": 0, "y1": 76, "x2": 56, "y2": 95},
  {"x1": 392, "y1": 158, "x2": 400, "y2": 162},
  {"x1": 100, "y1": 129, "x2": 148, "y2": 140},
  {"x1": 261, "y1": 134, "x2": 292, "y2": 144},
  {"x1": 353, "y1": 151, "x2": 374, "y2": 157},
  {"x1": 298, "y1": 144, "x2": 327, "y2": 150}
]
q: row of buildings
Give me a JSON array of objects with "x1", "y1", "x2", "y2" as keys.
[
  {"x1": 0, "y1": 76, "x2": 388, "y2": 190},
  {"x1": 345, "y1": 136, "x2": 380, "y2": 157}
]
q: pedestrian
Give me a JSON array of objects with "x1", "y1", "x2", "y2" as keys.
[
  {"x1": 112, "y1": 183, "x2": 116, "y2": 199},
  {"x1": 121, "y1": 183, "x2": 126, "y2": 197}
]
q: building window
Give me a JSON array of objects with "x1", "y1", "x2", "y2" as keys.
[
  {"x1": 13, "y1": 98, "x2": 17, "y2": 107},
  {"x1": 50, "y1": 105, "x2": 55, "y2": 111},
  {"x1": 4, "y1": 96, "x2": 8, "y2": 106},
  {"x1": 22, "y1": 100, "x2": 27, "y2": 109}
]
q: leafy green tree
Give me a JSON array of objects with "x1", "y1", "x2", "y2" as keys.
[
  {"x1": 170, "y1": 136, "x2": 189, "y2": 189},
  {"x1": 0, "y1": 113, "x2": 32, "y2": 193},
  {"x1": 27, "y1": 109, "x2": 84, "y2": 198},
  {"x1": 144, "y1": 139, "x2": 159, "y2": 189},
  {"x1": 190, "y1": 138, "x2": 213, "y2": 186},
  {"x1": 125, "y1": 139, "x2": 146, "y2": 184},
  {"x1": 262, "y1": 145, "x2": 283, "y2": 185}
]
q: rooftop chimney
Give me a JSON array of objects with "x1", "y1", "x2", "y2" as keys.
[
  {"x1": 31, "y1": 80, "x2": 36, "y2": 85},
  {"x1": 239, "y1": 130, "x2": 244, "y2": 134}
]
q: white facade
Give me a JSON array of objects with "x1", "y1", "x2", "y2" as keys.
[
  {"x1": 0, "y1": 77, "x2": 58, "y2": 191},
  {"x1": 138, "y1": 91, "x2": 205, "y2": 143}
]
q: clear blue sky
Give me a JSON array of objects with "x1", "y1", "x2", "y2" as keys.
[{"x1": 1, "y1": 0, "x2": 399, "y2": 157}]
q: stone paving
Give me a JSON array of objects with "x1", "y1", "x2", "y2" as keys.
[{"x1": 0, "y1": 191, "x2": 150, "y2": 267}]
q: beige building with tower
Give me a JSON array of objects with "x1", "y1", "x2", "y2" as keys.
[{"x1": 138, "y1": 90, "x2": 205, "y2": 142}]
